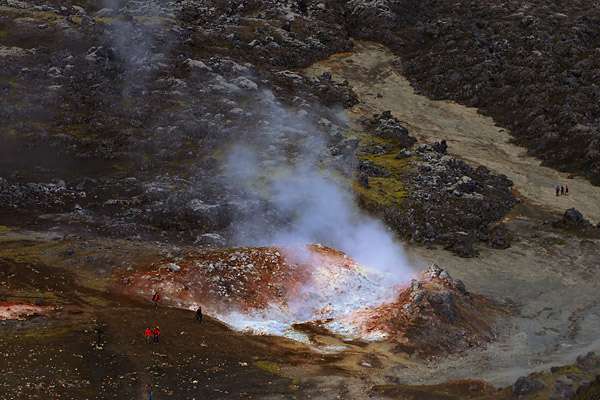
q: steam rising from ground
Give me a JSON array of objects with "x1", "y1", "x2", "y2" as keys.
[
  {"x1": 212, "y1": 88, "x2": 414, "y2": 341},
  {"x1": 199, "y1": 245, "x2": 402, "y2": 343},
  {"x1": 225, "y1": 89, "x2": 411, "y2": 279}
]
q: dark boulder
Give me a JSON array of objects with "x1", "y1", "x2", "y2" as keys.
[
  {"x1": 488, "y1": 224, "x2": 512, "y2": 249},
  {"x1": 431, "y1": 140, "x2": 448, "y2": 154},
  {"x1": 512, "y1": 376, "x2": 545, "y2": 396},
  {"x1": 444, "y1": 234, "x2": 478, "y2": 258},
  {"x1": 358, "y1": 159, "x2": 390, "y2": 177},
  {"x1": 427, "y1": 290, "x2": 457, "y2": 322},
  {"x1": 576, "y1": 352, "x2": 600, "y2": 371},
  {"x1": 563, "y1": 208, "x2": 586, "y2": 225},
  {"x1": 357, "y1": 173, "x2": 370, "y2": 188}
]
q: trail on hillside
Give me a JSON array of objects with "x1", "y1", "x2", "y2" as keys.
[{"x1": 306, "y1": 41, "x2": 600, "y2": 224}]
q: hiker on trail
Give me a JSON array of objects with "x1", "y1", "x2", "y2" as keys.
[
  {"x1": 146, "y1": 384, "x2": 153, "y2": 400},
  {"x1": 144, "y1": 327, "x2": 152, "y2": 344},
  {"x1": 565, "y1": 185, "x2": 569, "y2": 196},
  {"x1": 195, "y1": 306, "x2": 203, "y2": 323},
  {"x1": 152, "y1": 291, "x2": 161, "y2": 308},
  {"x1": 556, "y1": 185, "x2": 560, "y2": 196},
  {"x1": 153, "y1": 326, "x2": 160, "y2": 343},
  {"x1": 561, "y1": 185, "x2": 565, "y2": 196}
]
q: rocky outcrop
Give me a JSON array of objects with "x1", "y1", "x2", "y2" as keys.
[
  {"x1": 512, "y1": 376, "x2": 545, "y2": 396},
  {"x1": 509, "y1": 352, "x2": 600, "y2": 399},
  {"x1": 342, "y1": 0, "x2": 600, "y2": 184},
  {"x1": 360, "y1": 111, "x2": 416, "y2": 148},
  {"x1": 0, "y1": 177, "x2": 84, "y2": 211},
  {"x1": 0, "y1": 0, "x2": 518, "y2": 257},
  {"x1": 360, "y1": 264, "x2": 500, "y2": 357},
  {"x1": 0, "y1": 0, "x2": 361, "y2": 244},
  {"x1": 384, "y1": 143, "x2": 517, "y2": 257},
  {"x1": 553, "y1": 208, "x2": 600, "y2": 236}
]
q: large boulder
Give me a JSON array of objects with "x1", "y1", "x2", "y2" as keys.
[
  {"x1": 512, "y1": 376, "x2": 545, "y2": 396},
  {"x1": 576, "y1": 352, "x2": 600, "y2": 371},
  {"x1": 360, "y1": 263, "x2": 499, "y2": 356},
  {"x1": 563, "y1": 208, "x2": 586, "y2": 225}
]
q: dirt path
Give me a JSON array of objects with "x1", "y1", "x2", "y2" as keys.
[{"x1": 305, "y1": 41, "x2": 600, "y2": 223}]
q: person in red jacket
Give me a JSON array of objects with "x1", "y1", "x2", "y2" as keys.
[
  {"x1": 153, "y1": 326, "x2": 160, "y2": 343},
  {"x1": 144, "y1": 327, "x2": 152, "y2": 344}
]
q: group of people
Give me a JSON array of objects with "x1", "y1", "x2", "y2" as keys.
[
  {"x1": 144, "y1": 326, "x2": 161, "y2": 343},
  {"x1": 144, "y1": 291, "x2": 203, "y2": 345},
  {"x1": 555, "y1": 184, "x2": 569, "y2": 196},
  {"x1": 143, "y1": 292, "x2": 205, "y2": 399}
]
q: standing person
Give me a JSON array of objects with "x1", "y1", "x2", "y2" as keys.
[
  {"x1": 146, "y1": 384, "x2": 153, "y2": 400},
  {"x1": 560, "y1": 185, "x2": 565, "y2": 196},
  {"x1": 565, "y1": 185, "x2": 569, "y2": 196},
  {"x1": 152, "y1": 291, "x2": 161, "y2": 308},
  {"x1": 195, "y1": 306, "x2": 203, "y2": 323},
  {"x1": 153, "y1": 326, "x2": 160, "y2": 343},
  {"x1": 144, "y1": 327, "x2": 152, "y2": 344},
  {"x1": 556, "y1": 185, "x2": 560, "y2": 196}
]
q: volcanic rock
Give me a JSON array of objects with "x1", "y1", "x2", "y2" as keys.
[
  {"x1": 395, "y1": 149, "x2": 412, "y2": 159},
  {"x1": 362, "y1": 111, "x2": 416, "y2": 148},
  {"x1": 488, "y1": 223, "x2": 512, "y2": 249},
  {"x1": 553, "y1": 208, "x2": 600, "y2": 236},
  {"x1": 550, "y1": 377, "x2": 576, "y2": 400},
  {"x1": 512, "y1": 376, "x2": 545, "y2": 396},
  {"x1": 562, "y1": 208, "x2": 586, "y2": 226},
  {"x1": 357, "y1": 173, "x2": 370, "y2": 188},
  {"x1": 382, "y1": 144, "x2": 516, "y2": 256},
  {"x1": 165, "y1": 263, "x2": 181, "y2": 272},
  {"x1": 347, "y1": 0, "x2": 600, "y2": 183},
  {"x1": 0, "y1": 178, "x2": 85, "y2": 212},
  {"x1": 359, "y1": 264, "x2": 500, "y2": 356},
  {"x1": 444, "y1": 233, "x2": 478, "y2": 258},
  {"x1": 576, "y1": 352, "x2": 600, "y2": 371},
  {"x1": 195, "y1": 233, "x2": 226, "y2": 247},
  {"x1": 431, "y1": 140, "x2": 448, "y2": 154},
  {"x1": 358, "y1": 159, "x2": 390, "y2": 177}
]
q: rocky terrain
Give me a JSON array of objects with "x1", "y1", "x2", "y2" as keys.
[
  {"x1": 359, "y1": 264, "x2": 501, "y2": 357},
  {"x1": 0, "y1": 0, "x2": 521, "y2": 255},
  {"x1": 1, "y1": 0, "x2": 600, "y2": 399},
  {"x1": 345, "y1": 0, "x2": 600, "y2": 184}
]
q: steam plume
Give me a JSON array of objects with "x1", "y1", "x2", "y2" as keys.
[{"x1": 224, "y1": 89, "x2": 411, "y2": 280}]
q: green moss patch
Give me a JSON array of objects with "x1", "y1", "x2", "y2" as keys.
[
  {"x1": 255, "y1": 360, "x2": 282, "y2": 375},
  {"x1": 352, "y1": 132, "x2": 413, "y2": 208}
]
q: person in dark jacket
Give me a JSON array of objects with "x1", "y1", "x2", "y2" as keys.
[
  {"x1": 565, "y1": 185, "x2": 569, "y2": 196},
  {"x1": 560, "y1": 185, "x2": 565, "y2": 196},
  {"x1": 195, "y1": 306, "x2": 203, "y2": 323},
  {"x1": 556, "y1": 185, "x2": 560, "y2": 196},
  {"x1": 153, "y1": 326, "x2": 160, "y2": 343},
  {"x1": 151, "y1": 292, "x2": 160, "y2": 308},
  {"x1": 146, "y1": 384, "x2": 153, "y2": 400}
]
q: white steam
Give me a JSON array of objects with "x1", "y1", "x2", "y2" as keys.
[{"x1": 224, "y1": 89, "x2": 411, "y2": 280}]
